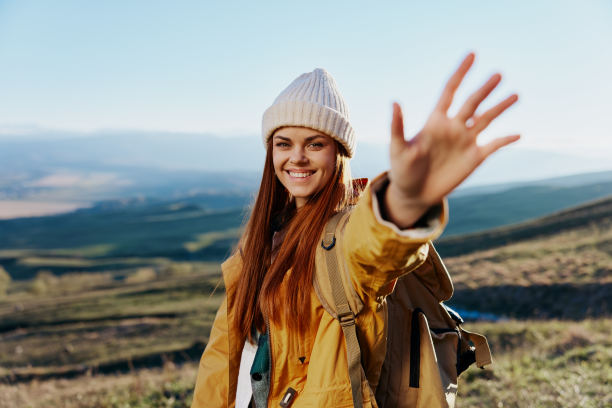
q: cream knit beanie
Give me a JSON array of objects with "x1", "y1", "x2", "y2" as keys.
[{"x1": 262, "y1": 68, "x2": 356, "y2": 157}]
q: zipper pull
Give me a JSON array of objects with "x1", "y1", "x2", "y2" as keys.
[{"x1": 279, "y1": 387, "x2": 297, "y2": 407}]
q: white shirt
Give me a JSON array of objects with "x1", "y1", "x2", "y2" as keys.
[{"x1": 235, "y1": 338, "x2": 258, "y2": 408}]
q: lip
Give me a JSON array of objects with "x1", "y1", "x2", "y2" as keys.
[
  {"x1": 285, "y1": 169, "x2": 316, "y2": 181},
  {"x1": 285, "y1": 168, "x2": 316, "y2": 172}
]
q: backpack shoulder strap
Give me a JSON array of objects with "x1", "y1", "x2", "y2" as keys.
[
  {"x1": 314, "y1": 209, "x2": 363, "y2": 316},
  {"x1": 319, "y1": 209, "x2": 364, "y2": 408}
]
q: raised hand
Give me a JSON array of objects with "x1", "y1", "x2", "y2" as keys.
[{"x1": 384, "y1": 52, "x2": 520, "y2": 228}]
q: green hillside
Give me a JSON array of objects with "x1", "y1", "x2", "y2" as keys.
[
  {"x1": 2, "y1": 178, "x2": 611, "y2": 282},
  {"x1": 0, "y1": 203, "x2": 245, "y2": 279},
  {"x1": 444, "y1": 180, "x2": 612, "y2": 237},
  {"x1": 437, "y1": 195, "x2": 612, "y2": 257}
]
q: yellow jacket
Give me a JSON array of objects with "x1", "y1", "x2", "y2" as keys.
[{"x1": 192, "y1": 174, "x2": 448, "y2": 407}]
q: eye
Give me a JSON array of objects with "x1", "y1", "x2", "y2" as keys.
[
  {"x1": 308, "y1": 142, "x2": 324, "y2": 149},
  {"x1": 275, "y1": 142, "x2": 290, "y2": 148}
]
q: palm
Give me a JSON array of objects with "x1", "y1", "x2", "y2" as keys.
[{"x1": 389, "y1": 53, "x2": 519, "y2": 207}]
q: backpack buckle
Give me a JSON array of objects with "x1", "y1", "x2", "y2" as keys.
[
  {"x1": 338, "y1": 311, "x2": 355, "y2": 327},
  {"x1": 321, "y1": 234, "x2": 336, "y2": 250},
  {"x1": 444, "y1": 304, "x2": 465, "y2": 325}
]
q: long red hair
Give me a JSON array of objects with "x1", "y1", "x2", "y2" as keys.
[{"x1": 233, "y1": 137, "x2": 354, "y2": 342}]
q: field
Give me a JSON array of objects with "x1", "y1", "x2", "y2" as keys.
[
  {"x1": 457, "y1": 319, "x2": 611, "y2": 408},
  {"x1": 1, "y1": 319, "x2": 609, "y2": 408},
  {"x1": 0, "y1": 196, "x2": 610, "y2": 407},
  {"x1": 0, "y1": 264, "x2": 224, "y2": 381}
]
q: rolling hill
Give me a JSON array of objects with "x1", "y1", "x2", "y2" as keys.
[
  {"x1": 439, "y1": 195, "x2": 612, "y2": 320},
  {"x1": 437, "y1": 194, "x2": 612, "y2": 256},
  {"x1": 1, "y1": 173, "x2": 612, "y2": 281}
]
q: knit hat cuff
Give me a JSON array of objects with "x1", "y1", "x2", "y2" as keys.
[{"x1": 262, "y1": 100, "x2": 356, "y2": 158}]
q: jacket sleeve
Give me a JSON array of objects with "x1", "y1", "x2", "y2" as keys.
[
  {"x1": 191, "y1": 295, "x2": 230, "y2": 408},
  {"x1": 342, "y1": 172, "x2": 448, "y2": 300}
]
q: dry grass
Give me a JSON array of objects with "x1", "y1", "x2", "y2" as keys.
[
  {"x1": 445, "y1": 222, "x2": 612, "y2": 289},
  {"x1": 0, "y1": 362, "x2": 198, "y2": 408},
  {"x1": 0, "y1": 267, "x2": 224, "y2": 377},
  {"x1": 456, "y1": 319, "x2": 612, "y2": 408},
  {"x1": 0, "y1": 215, "x2": 609, "y2": 406},
  {"x1": 183, "y1": 228, "x2": 242, "y2": 253},
  {"x1": 1, "y1": 319, "x2": 609, "y2": 407}
]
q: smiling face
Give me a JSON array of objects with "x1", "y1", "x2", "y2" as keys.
[{"x1": 272, "y1": 126, "x2": 338, "y2": 208}]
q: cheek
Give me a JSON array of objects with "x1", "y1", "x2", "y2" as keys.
[
  {"x1": 320, "y1": 153, "x2": 337, "y2": 181},
  {"x1": 272, "y1": 151, "x2": 284, "y2": 176}
]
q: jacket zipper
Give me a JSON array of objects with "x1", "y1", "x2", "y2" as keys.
[{"x1": 264, "y1": 313, "x2": 274, "y2": 404}]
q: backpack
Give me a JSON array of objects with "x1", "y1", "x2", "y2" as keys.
[{"x1": 313, "y1": 210, "x2": 492, "y2": 408}]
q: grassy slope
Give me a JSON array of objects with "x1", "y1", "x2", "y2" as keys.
[
  {"x1": 0, "y1": 267, "x2": 225, "y2": 381},
  {"x1": 442, "y1": 204, "x2": 611, "y2": 319},
  {"x1": 456, "y1": 319, "x2": 612, "y2": 408},
  {"x1": 444, "y1": 181, "x2": 612, "y2": 237},
  {"x1": 437, "y1": 195, "x2": 612, "y2": 257},
  {"x1": 0, "y1": 203, "x2": 245, "y2": 279},
  {"x1": 0, "y1": 204, "x2": 244, "y2": 254},
  {"x1": 2, "y1": 320, "x2": 610, "y2": 407},
  {"x1": 0, "y1": 193, "x2": 610, "y2": 406}
]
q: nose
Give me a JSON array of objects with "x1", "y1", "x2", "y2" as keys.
[{"x1": 289, "y1": 146, "x2": 308, "y2": 165}]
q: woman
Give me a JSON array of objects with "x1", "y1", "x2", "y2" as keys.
[{"x1": 192, "y1": 53, "x2": 519, "y2": 407}]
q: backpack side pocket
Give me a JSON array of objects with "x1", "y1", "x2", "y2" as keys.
[
  {"x1": 376, "y1": 307, "x2": 449, "y2": 408},
  {"x1": 430, "y1": 327, "x2": 460, "y2": 407}
]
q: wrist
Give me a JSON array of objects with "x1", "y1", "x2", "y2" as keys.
[
  {"x1": 387, "y1": 181, "x2": 431, "y2": 215},
  {"x1": 378, "y1": 179, "x2": 432, "y2": 229}
]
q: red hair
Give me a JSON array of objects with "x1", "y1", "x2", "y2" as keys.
[{"x1": 233, "y1": 138, "x2": 354, "y2": 342}]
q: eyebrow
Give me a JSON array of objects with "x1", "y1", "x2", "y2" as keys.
[{"x1": 273, "y1": 134, "x2": 326, "y2": 142}]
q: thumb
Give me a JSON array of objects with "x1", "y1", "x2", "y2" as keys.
[{"x1": 390, "y1": 102, "x2": 406, "y2": 150}]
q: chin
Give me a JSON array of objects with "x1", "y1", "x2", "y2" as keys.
[{"x1": 289, "y1": 190, "x2": 314, "y2": 200}]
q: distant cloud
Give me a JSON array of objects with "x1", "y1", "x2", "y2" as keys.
[
  {"x1": 0, "y1": 200, "x2": 91, "y2": 219},
  {"x1": 0, "y1": 123, "x2": 44, "y2": 135},
  {"x1": 26, "y1": 172, "x2": 132, "y2": 189}
]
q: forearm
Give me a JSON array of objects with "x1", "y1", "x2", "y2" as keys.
[{"x1": 342, "y1": 172, "x2": 448, "y2": 298}]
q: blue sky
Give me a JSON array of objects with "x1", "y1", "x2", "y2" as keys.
[{"x1": 0, "y1": 1, "x2": 610, "y2": 160}]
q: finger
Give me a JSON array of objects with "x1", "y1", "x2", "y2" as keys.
[
  {"x1": 390, "y1": 102, "x2": 406, "y2": 150},
  {"x1": 471, "y1": 94, "x2": 519, "y2": 134},
  {"x1": 456, "y1": 73, "x2": 502, "y2": 121},
  {"x1": 480, "y1": 134, "x2": 521, "y2": 158},
  {"x1": 435, "y1": 52, "x2": 475, "y2": 113},
  {"x1": 466, "y1": 114, "x2": 480, "y2": 129}
]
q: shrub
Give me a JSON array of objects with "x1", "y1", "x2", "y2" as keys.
[
  {"x1": 126, "y1": 267, "x2": 157, "y2": 284},
  {"x1": 28, "y1": 270, "x2": 59, "y2": 295},
  {"x1": 0, "y1": 266, "x2": 11, "y2": 296}
]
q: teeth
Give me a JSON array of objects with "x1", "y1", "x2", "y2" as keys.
[{"x1": 289, "y1": 171, "x2": 313, "y2": 178}]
